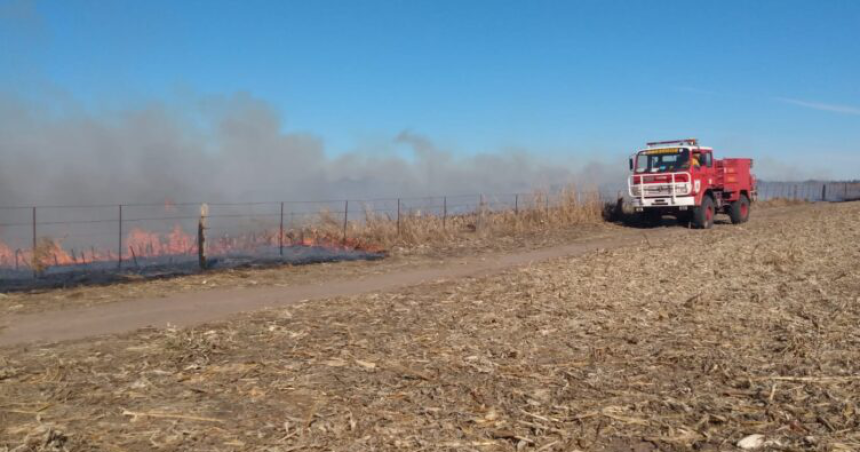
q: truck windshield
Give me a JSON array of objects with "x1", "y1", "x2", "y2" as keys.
[{"x1": 635, "y1": 148, "x2": 690, "y2": 173}]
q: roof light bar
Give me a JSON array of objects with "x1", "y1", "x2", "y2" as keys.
[{"x1": 646, "y1": 138, "x2": 698, "y2": 147}]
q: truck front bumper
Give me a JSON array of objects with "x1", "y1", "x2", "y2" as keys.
[{"x1": 632, "y1": 196, "x2": 696, "y2": 209}]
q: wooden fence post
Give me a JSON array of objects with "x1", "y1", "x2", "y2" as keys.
[
  {"x1": 279, "y1": 202, "x2": 285, "y2": 256},
  {"x1": 397, "y1": 198, "x2": 401, "y2": 236},
  {"x1": 198, "y1": 203, "x2": 208, "y2": 270}
]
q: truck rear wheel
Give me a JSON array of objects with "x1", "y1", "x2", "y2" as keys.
[
  {"x1": 692, "y1": 195, "x2": 715, "y2": 229},
  {"x1": 729, "y1": 194, "x2": 750, "y2": 224}
]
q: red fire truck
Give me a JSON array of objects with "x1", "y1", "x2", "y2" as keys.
[{"x1": 627, "y1": 139, "x2": 756, "y2": 229}]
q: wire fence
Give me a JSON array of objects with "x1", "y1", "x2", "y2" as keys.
[{"x1": 1, "y1": 180, "x2": 858, "y2": 280}]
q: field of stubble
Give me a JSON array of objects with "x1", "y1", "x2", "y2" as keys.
[{"x1": 2, "y1": 202, "x2": 859, "y2": 452}]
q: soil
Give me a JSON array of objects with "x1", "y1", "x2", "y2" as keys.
[{"x1": 1, "y1": 202, "x2": 858, "y2": 451}]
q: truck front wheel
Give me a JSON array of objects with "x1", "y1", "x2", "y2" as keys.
[
  {"x1": 692, "y1": 195, "x2": 715, "y2": 229},
  {"x1": 729, "y1": 194, "x2": 750, "y2": 224}
]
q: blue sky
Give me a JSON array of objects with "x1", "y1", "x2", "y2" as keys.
[{"x1": 2, "y1": 0, "x2": 859, "y2": 178}]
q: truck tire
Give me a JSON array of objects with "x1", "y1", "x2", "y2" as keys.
[
  {"x1": 692, "y1": 195, "x2": 715, "y2": 229},
  {"x1": 729, "y1": 194, "x2": 750, "y2": 224}
]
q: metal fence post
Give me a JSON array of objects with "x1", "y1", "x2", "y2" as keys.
[
  {"x1": 821, "y1": 184, "x2": 827, "y2": 201},
  {"x1": 279, "y1": 202, "x2": 285, "y2": 256},
  {"x1": 117, "y1": 204, "x2": 123, "y2": 269},
  {"x1": 478, "y1": 194, "x2": 485, "y2": 232},
  {"x1": 31, "y1": 207, "x2": 37, "y2": 277},
  {"x1": 343, "y1": 200, "x2": 349, "y2": 245},
  {"x1": 442, "y1": 196, "x2": 447, "y2": 230},
  {"x1": 514, "y1": 194, "x2": 519, "y2": 215},
  {"x1": 397, "y1": 198, "x2": 401, "y2": 236}
]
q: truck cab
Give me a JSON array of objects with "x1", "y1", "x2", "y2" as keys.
[{"x1": 627, "y1": 139, "x2": 756, "y2": 228}]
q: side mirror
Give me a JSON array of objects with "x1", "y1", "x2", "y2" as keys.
[{"x1": 629, "y1": 158, "x2": 633, "y2": 171}]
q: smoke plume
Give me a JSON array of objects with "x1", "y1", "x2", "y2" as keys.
[{"x1": 0, "y1": 92, "x2": 620, "y2": 207}]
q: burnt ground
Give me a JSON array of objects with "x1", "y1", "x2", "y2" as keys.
[{"x1": 1, "y1": 202, "x2": 859, "y2": 451}]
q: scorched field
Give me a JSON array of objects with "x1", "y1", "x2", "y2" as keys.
[{"x1": 1, "y1": 202, "x2": 859, "y2": 452}]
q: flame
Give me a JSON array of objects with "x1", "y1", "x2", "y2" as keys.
[
  {"x1": 0, "y1": 222, "x2": 383, "y2": 272},
  {"x1": 0, "y1": 239, "x2": 16, "y2": 267},
  {"x1": 126, "y1": 225, "x2": 195, "y2": 258}
]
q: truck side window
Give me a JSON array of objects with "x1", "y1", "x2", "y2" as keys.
[{"x1": 703, "y1": 153, "x2": 713, "y2": 167}]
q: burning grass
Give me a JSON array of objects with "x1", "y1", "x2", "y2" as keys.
[
  {"x1": 1, "y1": 186, "x2": 610, "y2": 284},
  {"x1": 1, "y1": 202, "x2": 858, "y2": 451}
]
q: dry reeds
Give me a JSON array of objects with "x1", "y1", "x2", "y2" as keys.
[
  {"x1": 756, "y1": 197, "x2": 809, "y2": 208},
  {"x1": 31, "y1": 237, "x2": 61, "y2": 275},
  {"x1": 287, "y1": 185, "x2": 611, "y2": 250}
]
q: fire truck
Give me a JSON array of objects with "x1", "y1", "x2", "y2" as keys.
[{"x1": 627, "y1": 139, "x2": 756, "y2": 229}]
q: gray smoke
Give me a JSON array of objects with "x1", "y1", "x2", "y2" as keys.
[{"x1": 0, "y1": 92, "x2": 622, "y2": 207}]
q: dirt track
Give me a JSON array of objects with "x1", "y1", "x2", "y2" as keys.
[
  {"x1": 0, "y1": 227, "x2": 676, "y2": 346},
  {"x1": 0, "y1": 204, "x2": 817, "y2": 346}
]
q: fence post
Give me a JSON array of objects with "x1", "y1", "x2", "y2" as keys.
[
  {"x1": 793, "y1": 185, "x2": 797, "y2": 199},
  {"x1": 443, "y1": 196, "x2": 447, "y2": 230},
  {"x1": 117, "y1": 204, "x2": 123, "y2": 269},
  {"x1": 845, "y1": 182, "x2": 849, "y2": 200},
  {"x1": 279, "y1": 202, "x2": 285, "y2": 256},
  {"x1": 397, "y1": 198, "x2": 401, "y2": 236},
  {"x1": 289, "y1": 211, "x2": 295, "y2": 245},
  {"x1": 821, "y1": 184, "x2": 827, "y2": 201},
  {"x1": 31, "y1": 207, "x2": 37, "y2": 277},
  {"x1": 514, "y1": 194, "x2": 519, "y2": 215},
  {"x1": 198, "y1": 203, "x2": 208, "y2": 270},
  {"x1": 343, "y1": 200, "x2": 349, "y2": 246},
  {"x1": 478, "y1": 194, "x2": 485, "y2": 232}
]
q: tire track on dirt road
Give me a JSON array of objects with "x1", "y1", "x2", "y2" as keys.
[{"x1": 0, "y1": 206, "x2": 801, "y2": 347}]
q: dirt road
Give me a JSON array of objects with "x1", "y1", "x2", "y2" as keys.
[
  {"x1": 0, "y1": 228, "x2": 682, "y2": 346},
  {"x1": 0, "y1": 204, "x2": 804, "y2": 347}
]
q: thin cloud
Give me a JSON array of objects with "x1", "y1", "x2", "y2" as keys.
[{"x1": 776, "y1": 97, "x2": 860, "y2": 115}]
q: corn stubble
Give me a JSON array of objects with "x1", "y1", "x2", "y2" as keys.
[{"x1": 2, "y1": 202, "x2": 858, "y2": 451}]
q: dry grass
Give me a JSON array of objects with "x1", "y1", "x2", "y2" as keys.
[
  {"x1": 29, "y1": 238, "x2": 64, "y2": 276},
  {"x1": 756, "y1": 197, "x2": 810, "y2": 208},
  {"x1": 289, "y1": 186, "x2": 609, "y2": 250},
  {"x1": 1, "y1": 202, "x2": 858, "y2": 451}
]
